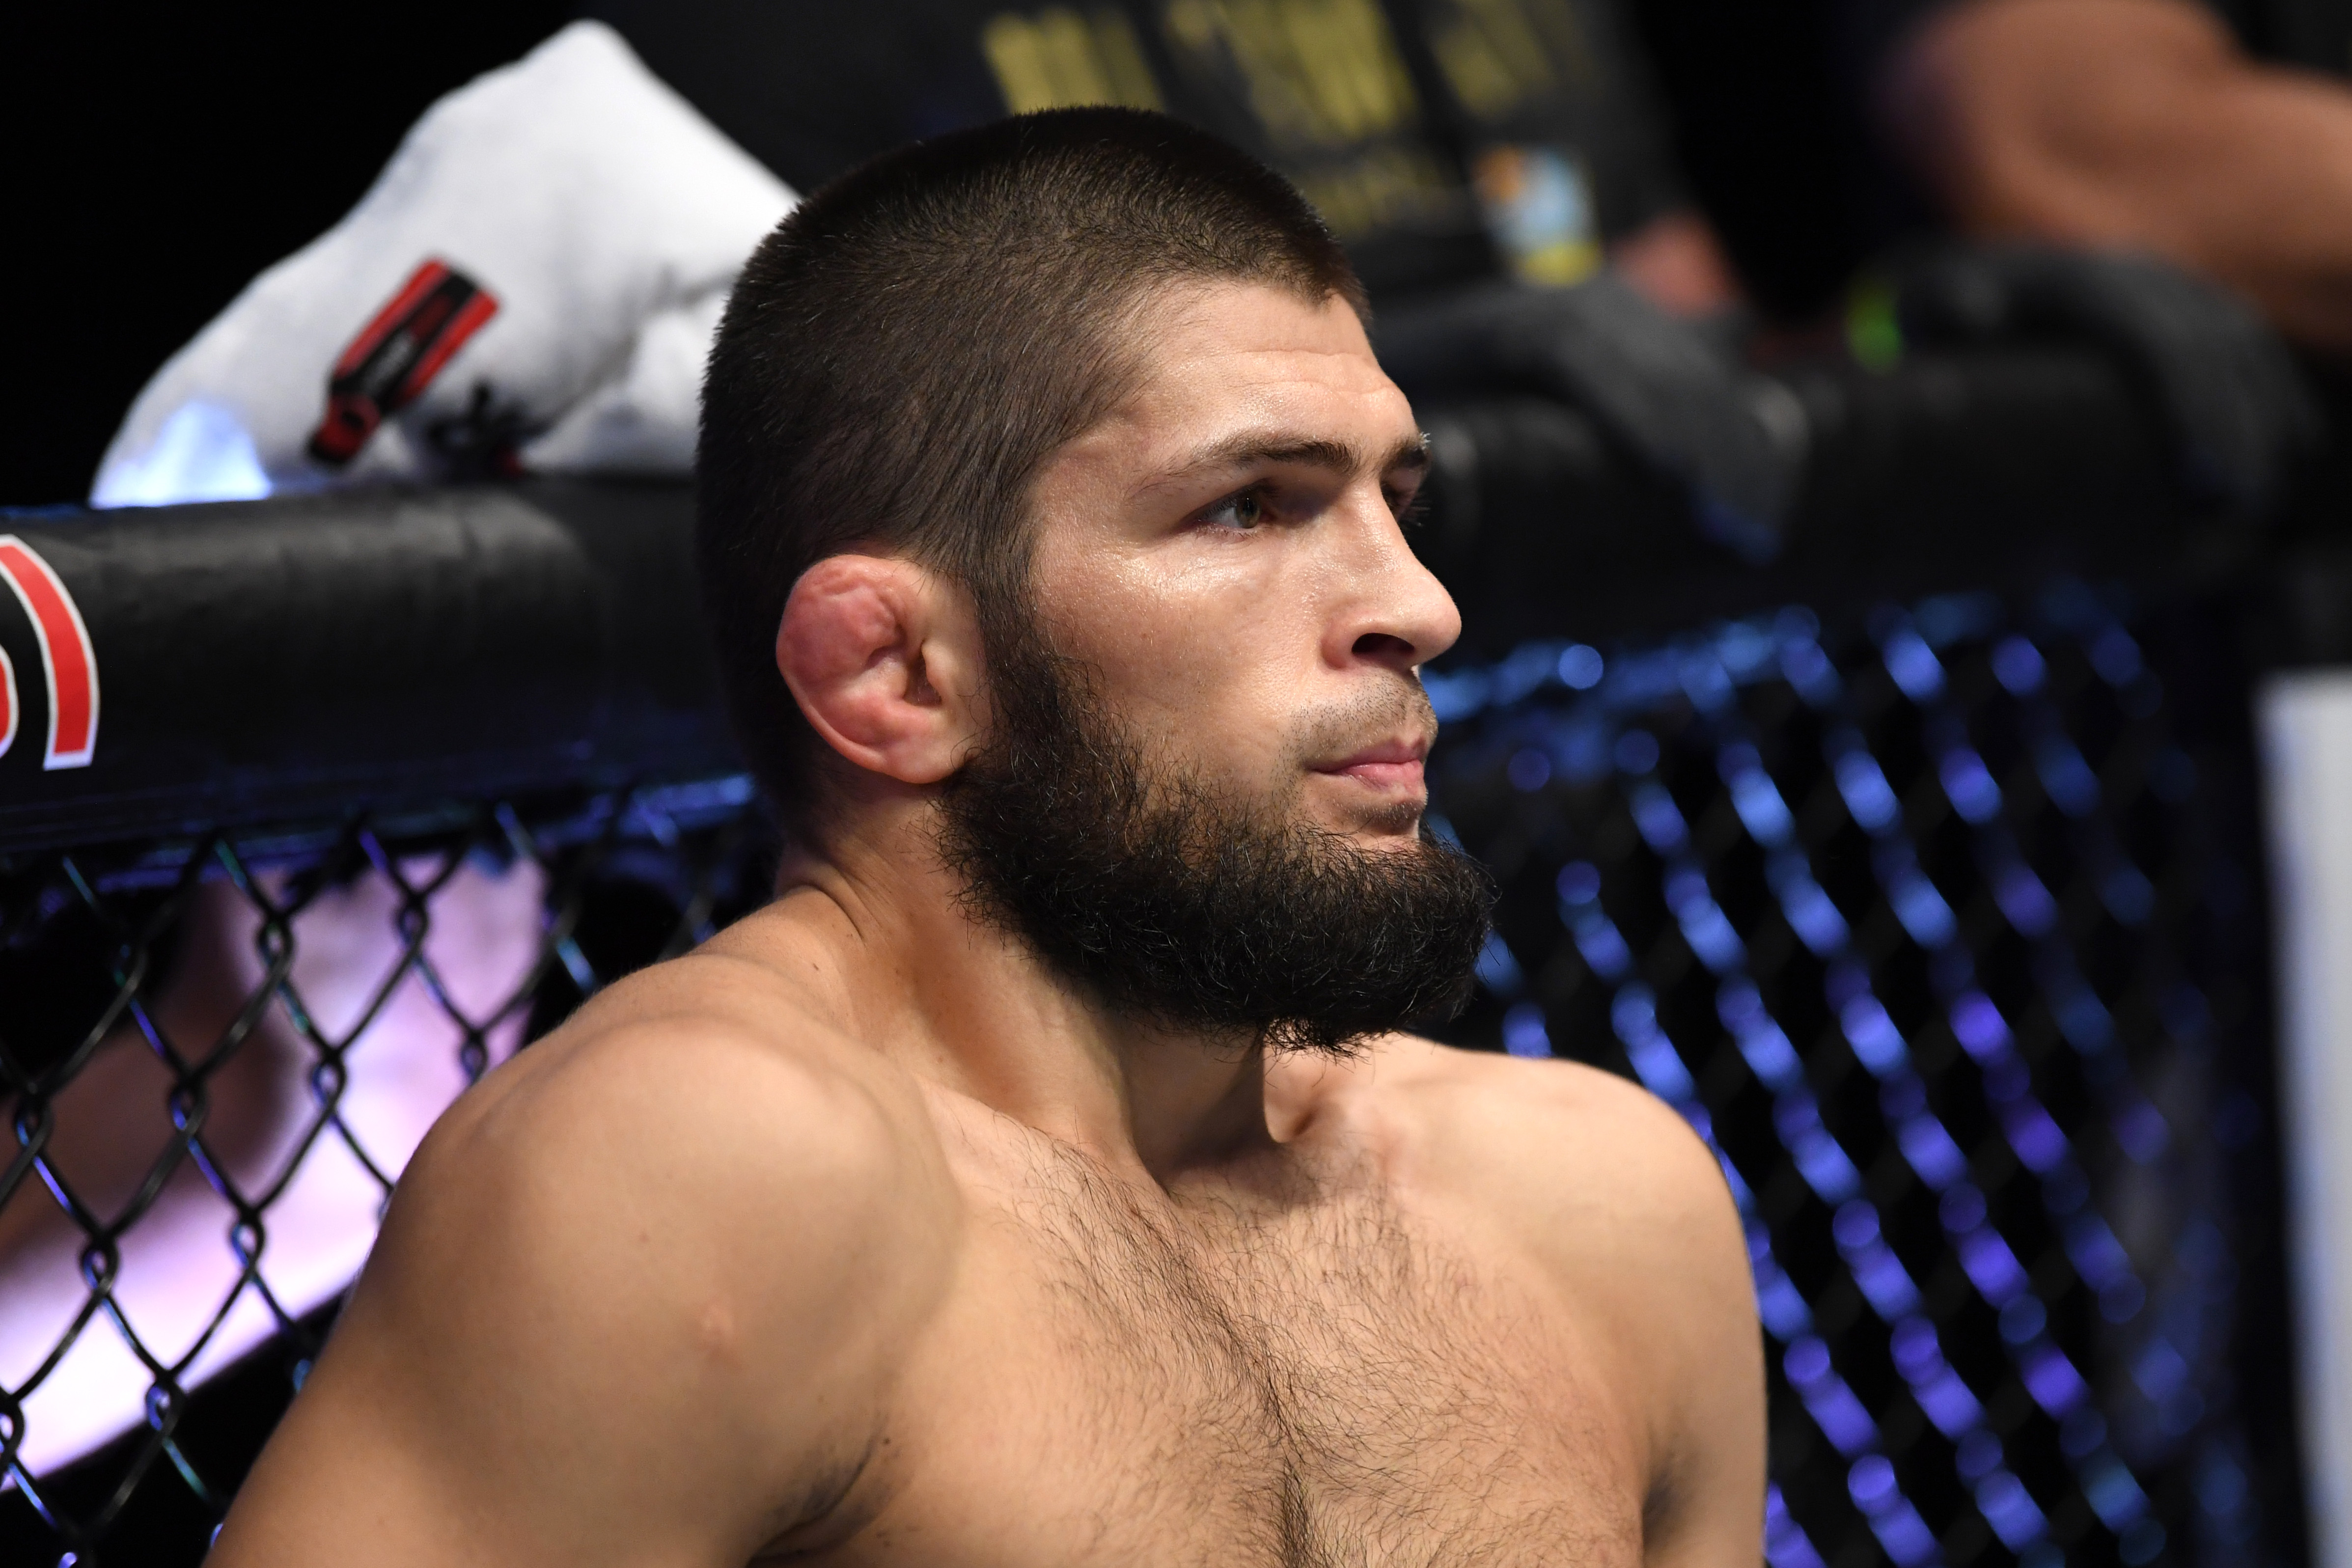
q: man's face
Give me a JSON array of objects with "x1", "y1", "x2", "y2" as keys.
[
  {"x1": 1020, "y1": 282, "x2": 1462, "y2": 846},
  {"x1": 935, "y1": 282, "x2": 1490, "y2": 1055}
]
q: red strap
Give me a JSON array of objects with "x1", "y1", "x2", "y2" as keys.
[
  {"x1": 397, "y1": 288, "x2": 501, "y2": 404},
  {"x1": 0, "y1": 537, "x2": 99, "y2": 769},
  {"x1": 327, "y1": 259, "x2": 454, "y2": 382},
  {"x1": 308, "y1": 259, "x2": 501, "y2": 467},
  {"x1": 0, "y1": 642, "x2": 16, "y2": 762}
]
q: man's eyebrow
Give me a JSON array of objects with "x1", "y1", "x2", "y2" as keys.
[
  {"x1": 1384, "y1": 435, "x2": 1433, "y2": 476},
  {"x1": 1144, "y1": 430, "x2": 1431, "y2": 492}
]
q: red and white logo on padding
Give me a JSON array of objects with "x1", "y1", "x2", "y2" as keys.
[
  {"x1": 0, "y1": 536, "x2": 99, "y2": 770},
  {"x1": 0, "y1": 643, "x2": 16, "y2": 762}
]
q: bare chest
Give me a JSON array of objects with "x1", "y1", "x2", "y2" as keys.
[{"x1": 802, "y1": 1151, "x2": 1647, "y2": 1568}]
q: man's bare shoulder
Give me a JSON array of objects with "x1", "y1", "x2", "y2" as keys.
[
  {"x1": 424, "y1": 907, "x2": 952, "y2": 1250},
  {"x1": 340, "y1": 918, "x2": 953, "y2": 1502},
  {"x1": 416, "y1": 906, "x2": 958, "y2": 1300},
  {"x1": 1339, "y1": 1037, "x2": 1765, "y2": 1552},
  {"x1": 1353, "y1": 1035, "x2": 1736, "y2": 1252},
  {"x1": 213, "y1": 910, "x2": 965, "y2": 1563}
]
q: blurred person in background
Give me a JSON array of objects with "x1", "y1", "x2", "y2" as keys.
[
  {"x1": 1629, "y1": 0, "x2": 2352, "y2": 355},
  {"x1": 588, "y1": 0, "x2": 1747, "y2": 318},
  {"x1": 594, "y1": 0, "x2": 2324, "y2": 538},
  {"x1": 1865, "y1": 0, "x2": 2352, "y2": 353}
]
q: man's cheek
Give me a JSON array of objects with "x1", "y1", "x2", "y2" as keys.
[{"x1": 1148, "y1": 708, "x2": 1288, "y2": 800}]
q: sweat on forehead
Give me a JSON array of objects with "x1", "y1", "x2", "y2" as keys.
[{"x1": 695, "y1": 107, "x2": 1367, "y2": 837}]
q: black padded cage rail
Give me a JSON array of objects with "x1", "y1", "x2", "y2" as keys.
[{"x1": 4, "y1": 348, "x2": 2350, "y2": 1567}]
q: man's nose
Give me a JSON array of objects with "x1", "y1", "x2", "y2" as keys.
[{"x1": 1328, "y1": 495, "x2": 1463, "y2": 674}]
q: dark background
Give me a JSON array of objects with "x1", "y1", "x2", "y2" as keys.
[
  {"x1": 0, "y1": 3, "x2": 572, "y2": 509},
  {"x1": 0, "y1": 0, "x2": 1874, "y2": 511}
]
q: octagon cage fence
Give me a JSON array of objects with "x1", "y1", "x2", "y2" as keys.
[{"x1": 2, "y1": 346, "x2": 2347, "y2": 1567}]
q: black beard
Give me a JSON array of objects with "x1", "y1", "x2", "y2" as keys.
[{"x1": 936, "y1": 633, "x2": 1494, "y2": 1058}]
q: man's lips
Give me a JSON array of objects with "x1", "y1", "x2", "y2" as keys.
[{"x1": 1313, "y1": 737, "x2": 1429, "y2": 790}]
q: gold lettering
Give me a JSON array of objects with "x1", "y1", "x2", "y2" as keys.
[
  {"x1": 1430, "y1": 21, "x2": 1522, "y2": 119},
  {"x1": 1092, "y1": 9, "x2": 1167, "y2": 110},
  {"x1": 984, "y1": 14, "x2": 1064, "y2": 113},
  {"x1": 1325, "y1": 0, "x2": 1422, "y2": 138},
  {"x1": 1218, "y1": 2, "x2": 1331, "y2": 143},
  {"x1": 1427, "y1": 0, "x2": 1600, "y2": 121},
  {"x1": 982, "y1": 9, "x2": 1166, "y2": 113},
  {"x1": 1038, "y1": 9, "x2": 1118, "y2": 104},
  {"x1": 1519, "y1": 0, "x2": 1599, "y2": 86},
  {"x1": 1165, "y1": 0, "x2": 1218, "y2": 55},
  {"x1": 1293, "y1": 144, "x2": 1460, "y2": 238},
  {"x1": 1157, "y1": 0, "x2": 1417, "y2": 148}
]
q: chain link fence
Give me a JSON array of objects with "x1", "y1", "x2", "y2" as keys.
[
  {"x1": 0, "y1": 580, "x2": 2307, "y2": 1566},
  {"x1": 1428, "y1": 582, "x2": 2298, "y2": 1567},
  {"x1": 0, "y1": 778, "x2": 775, "y2": 1564}
]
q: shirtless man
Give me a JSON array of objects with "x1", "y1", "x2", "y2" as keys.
[{"x1": 209, "y1": 108, "x2": 1763, "y2": 1567}]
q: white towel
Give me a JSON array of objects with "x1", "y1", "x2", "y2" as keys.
[{"x1": 92, "y1": 20, "x2": 795, "y2": 506}]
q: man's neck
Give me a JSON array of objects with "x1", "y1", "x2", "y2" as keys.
[{"x1": 755, "y1": 796, "x2": 1282, "y2": 1185}]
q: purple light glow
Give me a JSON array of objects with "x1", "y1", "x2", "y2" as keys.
[
  {"x1": 1833, "y1": 750, "x2": 1901, "y2": 832},
  {"x1": 1991, "y1": 634, "x2": 2046, "y2": 695},
  {"x1": 1938, "y1": 748, "x2": 2003, "y2": 823},
  {"x1": 2022, "y1": 1342, "x2": 2093, "y2": 1418},
  {"x1": 1956, "y1": 1225, "x2": 2031, "y2": 1306},
  {"x1": 1893, "y1": 1111, "x2": 1969, "y2": 1190},
  {"x1": 2083, "y1": 1456, "x2": 2150, "y2": 1529},
  {"x1": 2062, "y1": 1212, "x2": 2136, "y2": 1290},
  {"x1": 1950, "y1": 990, "x2": 2012, "y2": 1059},
  {"x1": 1763, "y1": 1485, "x2": 1827, "y2": 1568},
  {"x1": 0, "y1": 857, "x2": 543, "y2": 1479},
  {"x1": 2001, "y1": 1101, "x2": 2069, "y2": 1172},
  {"x1": 2033, "y1": 734, "x2": 2101, "y2": 817},
  {"x1": 1976, "y1": 1469, "x2": 2050, "y2": 1549},
  {"x1": 1778, "y1": 637, "x2": 1838, "y2": 703},
  {"x1": 1568, "y1": 912, "x2": 1633, "y2": 982},
  {"x1": 1724, "y1": 759, "x2": 1796, "y2": 847},
  {"x1": 1785, "y1": 1338, "x2": 1879, "y2": 1457},
  {"x1": 1771, "y1": 870, "x2": 1850, "y2": 956},
  {"x1": 1676, "y1": 901, "x2": 1745, "y2": 974},
  {"x1": 1628, "y1": 782, "x2": 1688, "y2": 853},
  {"x1": 1881, "y1": 626, "x2": 1947, "y2": 703},
  {"x1": 1501, "y1": 1004, "x2": 1552, "y2": 1059},
  {"x1": 1889, "y1": 872, "x2": 1959, "y2": 947},
  {"x1": 1734, "y1": 1020, "x2": 1803, "y2": 1094},
  {"x1": 1849, "y1": 1455, "x2": 1940, "y2": 1567},
  {"x1": 1992, "y1": 862, "x2": 2060, "y2": 936},
  {"x1": 1839, "y1": 995, "x2": 1909, "y2": 1075}
]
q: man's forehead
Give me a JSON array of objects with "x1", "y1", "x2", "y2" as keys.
[
  {"x1": 1129, "y1": 279, "x2": 1385, "y2": 392},
  {"x1": 1057, "y1": 281, "x2": 1416, "y2": 484}
]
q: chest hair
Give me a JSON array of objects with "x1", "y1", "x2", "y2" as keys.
[{"x1": 995, "y1": 1139, "x2": 1633, "y2": 1568}]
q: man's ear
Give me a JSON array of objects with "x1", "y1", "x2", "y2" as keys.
[{"x1": 775, "y1": 555, "x2": 984, "y2": 786}]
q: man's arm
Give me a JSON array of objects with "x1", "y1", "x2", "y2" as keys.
[
  {"x1": 1550, "y1": 1067, "x2": 1765, "y2": 1567},
  {"x1": 1424, "y1": 1051, "x2": 1765, "y2": 1565},
  {"x1": 1884, "y1": 0, "x2": 2352, "y2": 348},
  {"x1": 208, "y1": 967, "x2": 952, "y2": 1567}
]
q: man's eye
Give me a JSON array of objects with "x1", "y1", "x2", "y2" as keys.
[{"x1": 1204, "y1": 488, "x2": 1267, "y2": 530}]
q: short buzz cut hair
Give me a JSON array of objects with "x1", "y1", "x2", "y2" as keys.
[{"x1": 697, "y1": 107, "x2": 1367, "y2": 834}]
